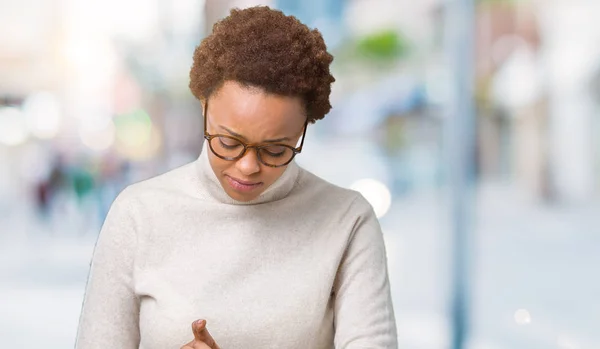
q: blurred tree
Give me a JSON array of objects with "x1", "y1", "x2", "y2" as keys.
[
  {"x1": 355, "y1": 29, "x2": 410, "y2": 62},
  {"x1": 332, "y1": 28, "x2": 411, "y2": 81}
]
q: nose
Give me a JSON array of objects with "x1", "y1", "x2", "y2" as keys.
[{"x1": 235, "y1": 148, "x2": 261, "y2": 176}]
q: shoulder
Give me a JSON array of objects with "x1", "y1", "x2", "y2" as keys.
[
  {"x1": 295, "y1": 167, "x2": 375, "y2": 216},
  {"x1": 108, "y1": 160, "x2": 199, "y2": 215},
  {"x1": 295, "y1": 169, "x2": 384, "y2": 252},
  {"x1": 123, "y1": 160, "x2": 199, "y2": 200}
]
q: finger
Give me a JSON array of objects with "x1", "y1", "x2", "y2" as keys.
[
  {"x1": 192, "y1": 319, "x2": 206, "y2": 341},
  {"x1": 181, "y1": 339, "x2": 211, "y2": 349},
  {"x1": 192, "y1": 319, "x2": 218, "y2": 348}
]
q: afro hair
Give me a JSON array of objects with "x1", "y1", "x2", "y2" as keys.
[{"x1": 189, "y1": 6, "x2": 335, "y2": 123}]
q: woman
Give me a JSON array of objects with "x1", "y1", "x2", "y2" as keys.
[{"x1": 75, "y1": 6, "x2": 397, "y2": 349}]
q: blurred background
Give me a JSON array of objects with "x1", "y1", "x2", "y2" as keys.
[{"x1": 1, "y1": 0, "x2": 599, "y2": 348}]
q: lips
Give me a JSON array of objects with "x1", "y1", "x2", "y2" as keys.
[{"x1": 225, "y1": 175, "x2": 263, "y2": 192}]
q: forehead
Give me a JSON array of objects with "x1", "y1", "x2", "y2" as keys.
[{"x1": 206, "y1": 81, "x2": 305, "y2": 142}]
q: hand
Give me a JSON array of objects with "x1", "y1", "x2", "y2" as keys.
[{"x1": 180, "y1": 319, "x2": 221, "y2": 349}]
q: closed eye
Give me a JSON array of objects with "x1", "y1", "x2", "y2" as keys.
[
  {"x1": 265, "y1": 150, "x2": 285, "y2": 157},
  {"x1": 219, "y1": 137, "x2": 242, "y2": 149},
  {"x1": 261, "y1": 146, "x2": 288, "y2": 157}
]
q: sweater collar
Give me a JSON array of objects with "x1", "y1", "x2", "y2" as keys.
[{"x1": 196, "y1": 141, "x2": 300, "y2": 205}]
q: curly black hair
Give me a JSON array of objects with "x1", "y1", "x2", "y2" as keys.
[{"x1": 189, "y1": 6, "x2": 335, "y2": 123}]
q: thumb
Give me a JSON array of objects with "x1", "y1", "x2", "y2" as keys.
[
  {"x1": 192, "y1": 319, "x2": 206, "y2": 341},
  {"x1": 192, "y1": 319, "x2": 218, "y2": 348}
]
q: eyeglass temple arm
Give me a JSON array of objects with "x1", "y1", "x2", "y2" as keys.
[
  {"x1": 297, "y1": 119, "x2": 308, "y2": 152},
  {"x1": 203, "y1": 101, "x2": 208, "y2": 135}
]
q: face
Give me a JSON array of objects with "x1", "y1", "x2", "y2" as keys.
[{"x1": 204, "y1": 81, "x2": 307, "y2": 202}]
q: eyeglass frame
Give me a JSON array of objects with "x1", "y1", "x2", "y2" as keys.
[{"x1": 203, "y1": 100, "x2": 308, "y2": 168}]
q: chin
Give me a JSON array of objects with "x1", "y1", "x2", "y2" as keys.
[{"x1": 227, "y1": 190, "x2": 260, "y2": 202}]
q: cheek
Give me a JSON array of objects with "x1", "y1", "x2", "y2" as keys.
[{"x1": 208, "y1": 152, "x2": 231, "y2": 174}]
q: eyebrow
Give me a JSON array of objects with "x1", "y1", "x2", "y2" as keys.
[{"x1": 219, "y1": 125, "x2": 291, "y2": 143}]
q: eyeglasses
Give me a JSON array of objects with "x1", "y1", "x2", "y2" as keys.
[{"x1": 203, "y1": 101, "x2": 308, "y2": 168}]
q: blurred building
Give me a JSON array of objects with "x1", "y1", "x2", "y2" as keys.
[
  {"x1": 475, "y1": 2, "x2": 549, "y2": 200},
  {"x1": 432, "y1": 0, "x2": 600, "y2": 203}
]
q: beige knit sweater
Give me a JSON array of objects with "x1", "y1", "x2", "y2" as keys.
[{"x1": 75, "y1": 145, "x2": 397, "y2": 348}]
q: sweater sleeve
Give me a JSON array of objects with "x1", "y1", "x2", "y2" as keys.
[
  {"x1": 333, "y1": 196, "x2": 398, "y2": 349},
  {"x1": 75, "y1": 188, "x2": 141, "y2": 349}
]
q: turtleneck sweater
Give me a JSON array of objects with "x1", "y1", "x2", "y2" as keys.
[{"x1": 75, "y1": 144, "x2": 397, "y2": 349}]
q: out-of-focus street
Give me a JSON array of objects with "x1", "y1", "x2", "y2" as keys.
[{"x1": 2, "y1": 0, "x2": 600, "y2": 348}]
